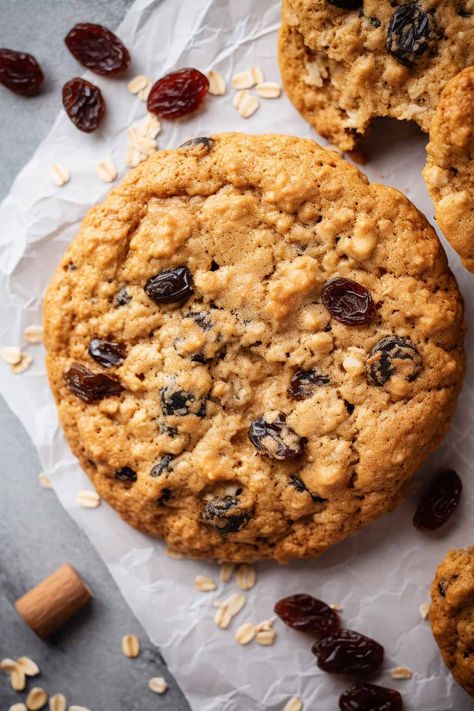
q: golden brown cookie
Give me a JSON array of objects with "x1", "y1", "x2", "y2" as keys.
[
  {"x1": 423, "y1": 67, "x2": 474, "y2": 272},
  {"x1": 430, "y1": 547, "x2": 474, "y2": 697},
  {"x1": 43, "y1": 133, "x2": 465, "y2": 562},
  {"x1": 279, "y1": 0, "x2": 474, "y2": 151}
]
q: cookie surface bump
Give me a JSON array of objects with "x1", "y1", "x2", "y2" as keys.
[
  {"x1": 44, "y1": 133, "x2": 465, "y2": 562},
  {"x1": 279, "y1": 0, "x2": 474, "y2": 150},
  {"x1": 430, "y1": 547, "x2": 474, "y2": 697},
  {"x1": 423, "y1": 66, "x2": 474, "y2": 271}
]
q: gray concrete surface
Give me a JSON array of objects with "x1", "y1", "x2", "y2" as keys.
[{"x1": 0, "y1": 2, "x2": 190, "y2": 709}]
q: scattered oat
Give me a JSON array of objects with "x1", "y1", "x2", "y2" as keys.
[
  {"x1": 128, "y1": 74, "x2": 151, "y2": 94},
  {"x1": 25, "y1": 686, "x2": 48, "y2": 710},
  {"x1": 166, "y1": 547, "x2": 183, "y2": 560},
  {"x1": 9, "y1": 704, "x2": 27, "y2": 711},
  {"x1": 390, "y1": 666, "x2": 413, "y2": 680},
  {"x1": 1, "y1": 658, "x2": 18, "y2": 673},
  {"x1": 126, "y1": 118, "x2": 159, "y2": 168},
  {"x1": 256, "y1": 81, "x2": 281, "y2": 98},
  {"x1": 207, "y1": 70, "x2": 226, "y2": 96},
  {"x1": 255, "y1": 619, "x2": 274, "y2": 632},
  {"x1": 256, "y1": 628, "x2": 277, "y2": 646},
  {"x1": 0, "y1": 347, "x2": 22, "y2": 365},
  {"x1": 233, "y1": 89, "x2": 248, "y2": 110},
  {"x1": 232, "y1": 69, "x2": 254, "y2": 90},
  {"x1": 10, "y1": 666, "x2": 26, "y2": 691},
  {"x1": 251, "y1": 66, "x2": 264, "y2": 85},
  {"x1": 238, "y1": 93, "x2": 259, "y2": 119},
  {"x1": 419, "y1": 602, "x2": 430, "y2": 620},
  {"x1": 23, "y1": 325, "x2": 44, "y2": 344},
  {"x1": 96, "y1": 159, "x2": 117, "y2": 183},
  {"x1": 68, "y1": 707, "x2": 91, "y2": 711},
  {"x1": 235, "y1": 622, "x2": 256, "y2": 645},
  {"x1": 121, "y1": 633, "x2": 140, "y2": 658},
  {"x1": 48, "y1": 694, "x2": 67, "y2": 711},
  {"x1": 76, "y1": 490, "x2": 100, "y2": 509},
  {"x1": 236, "y1": 564, "x2": 256, "y2": 591},
  {"x1": 38, "y1": 471, "x2": 53, "y2": 489},
  {"x1": 51, "y1": 163, "x2": 70, "y2": 187},
  {"x1": 148, "y1": 676, "x2": 168, "y2": 694},
  {"x1": 214, "y1": 593, "x2": 246, "y2": 629},
  {"x1": 283, "y1": 698, "x2": 303, "y2": 711},
  {"x1": 220, "y1": 562, "x2": 235, "y2": 583},
  {"x1": 11, "y1": 353, "x2": 33, "y2": 374},
  {"x1": 138, "y1": 83, "x2": 152, "y2": 102},
  {"x1": 16, "y1": 657, "x2": 39, "y2": 676},
  {"x1": 195, "y1": 575, "x2": 217, "y2": 592}
]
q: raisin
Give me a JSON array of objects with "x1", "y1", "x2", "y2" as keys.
[
  {"x1": 369, "y1": 17, "x2": 382, "y2": 28},
  {"x1": 179, "y1": 136, "x2": 213, "y2": 154},
  {"x1": 115, "y1": 467, "x2": 137, "y2": 482},
  {"x1": 210, "y1": 259, "x2": 220, "y2": 271},
  {"x1": 274, "y1": 594, "x2": 341, "y2": 636},
  {"x1": 65, "y1": 23, "x2": 130, "y2": 75},
  {"x1": 157, "y1": 488, "x2": 171, "y2": 505},
  {"x1": 88, "y1": 338, "x2": 126, "y2": 368},
  {"x1": 144, "y1": 266, "x2": 194, "y2": 305},
  {"x1": 62, "y1": 77, "x2": 105, "y2": 133},
  {"x1": 413, "y1": 469, "x2": 462, "y2": 531},
  {"x1": 288, "y1": 369, "x2": 330, "y2": 400},
  {"x1": 291, "y1": 476, "x2": 326, "y2": 503},
  {"x1": 160, "y1": 384, "x2": 206, "y2": 417},
  {"x1": 438, "y1": 580, "x2": 448, "y2": 597},
  {"x1": 322, "y1": 277, "x2": 376, "y2": 326},
  {"x1": 115, "y1": 287, "x2": 131, "y2": 306},
  {"x1": 312, "y1": 629, "x2": 384, "y2": 674},
  {"x1": 64, "y1": 363, "x2": 123, "y2": 402},
  {"x1": 249, "y1": 414, "x2": 306, "y2": 460},
  {"x1": 339, "y1": 683, "x2": 403, "y2": 711},
  {"x1": 0, "y1": 49, "x2": 44, "y2": 96},
  {"x1": 147, "y1": 68, "x2": 209, "y2": 119},
  {"x1": 367, "y1": 336, "x2": 421, "y2": 386},
  {"x1": 328, "y1": 0, "x2": 362, "y2": 8},
  {"x1": 150, "y1": 454, "x2": 175, "y2": 477},
  {"x1": 184, "y1": 310, "x2": 212, "y2": 331},
  {"x1": 386, "y1": 3, "x2": 437, "y2": 67},
  {"x1": 201, "y1": 495, "x2": 250, "y2": 534}
]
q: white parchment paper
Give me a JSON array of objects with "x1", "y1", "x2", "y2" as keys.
[{"x1": 1, "y1": 1, "x2": 473, "y2": 708}]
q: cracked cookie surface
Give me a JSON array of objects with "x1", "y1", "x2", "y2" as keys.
[
  {"x1": 279, "y1": 0, "x2": 474, "y2": 150},
  {"x1": 431, "y1": 547, "x2": 474, "y2": 697},
  {"x1": 423, "y1": 67, "x2": 474, "y2": 272},
  {"x1": 43, "y1": 133, "x2": 465, "y2": 562}
]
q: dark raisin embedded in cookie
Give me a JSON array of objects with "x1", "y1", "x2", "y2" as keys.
[
  {"x1": 88, "y1": 338, "x2": 126, "y2": 368},
  {"x1": 274, "y1": 594, "x2": 341, "y2": 635},
  {"x1": 328, "y1": 0, "x2": 362, "y2": 8},
  {"x1": 386, "y1": 2, "x2": 438, "y2": 67},
  {"x1": 201, "y1": 495, "x2": 251, "y2": 534},
  {"x1": 150, "y1": 454, "x2": 175, "y2": 477},
  {"x1": 321, "y1": 277, "x2": 376, "y2": 326},
  {"x1": 144, "y1": 266, "x2": 194, "y2": 305},
  {"x1": 438, "y1": 580, "x2": 448, "y2": 597},
  {"x1": 367, "y1": 336, "x2": 422, "y2": 386},
  {"x1": 160, "y1": 382, "x2": 206, "y2": 417},
  {"x1": 291, "y1": 475, "x2": 326, "y2": 503},
  {"x1": 413, "y1": 469, "x2": 462, "y2": 531},
  {"x1": 184, "y1": 310, "x2": 213, "y2": 330},
  {"x1": 339, "y1": 683, "x2": 403, "y2": 711},
  {"x1": 115, "y1": 466, "x2": 137, "y2": 482},
  {"x1": 312, "y1": 629, "x2": 384, "y2": 674},
  {"x1": 115, "y1": 287, "x2": 131, "y2": 306},
  {"x1": 157, "y1": 488, "x2": 171, "y2": 505},
  {"x1": 288, "y1": 369, "x2": 330, "y2": 400},
  {"x1": 249, "y1": 413, "x2": 306, "y2": 460},
  {"x1": 178, "y1": 136, "x2": 213, "y2": 154},
  {"x1": 64, "y1": 363, "x2": 123, "y2": 402}
]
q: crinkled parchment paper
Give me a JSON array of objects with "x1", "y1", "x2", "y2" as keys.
[{"x1": 1, "y1": 0, "x2": 473, "y2": 708}]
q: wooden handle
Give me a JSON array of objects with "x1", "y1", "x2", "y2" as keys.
[{"x1": 15, "y1": 563, "x2": 92, "y2": 638}]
